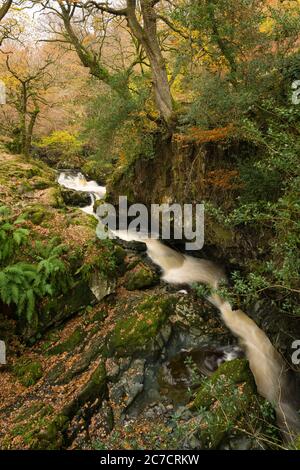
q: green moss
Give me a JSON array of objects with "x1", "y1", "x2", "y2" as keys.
[
  {"x1": 124, "y1": 263, "x2": 159, "y2": 290},
  {"x1": 91, "y1": 308, "x2": 108, "y2": 323},
  {"x1": 30, "y1": 176, "x2": 54, "y2": 190},
  {"x1": 13, "y1": 358, "x2": 43, "y2": 387},
  {"x1": 107, "y1": 295, "x2": 176, "y2": 356},
  {"x1": 24, "y1": 204, "x2": 51, "y2": 225},
  {"x1": 192, "y1": 359, "x2": 258, "y2": 449},
  {"x1": 82, "y1": 159, "x2": 112, "y2": 184},
  {"x1": 13, "y1": 403, "x2": 45, "y2": 423},
  {"x1": 46, "y1": 327, "x2": 85, "y2": 356},
  {"x1": 80, "y1": 240, "x2": 126, "y2": 280},
  {"x1": 61, "y1": 362, "x2": 107, "y2": 418},
  {"x1": 8, "y1": 403, "x2": 69, "y2": 450},
  {"x1": 46, "y1": 187, "x2": 64, "y2": 208}
]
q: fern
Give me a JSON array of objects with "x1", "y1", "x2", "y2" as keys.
[
  {"x1": 0, "y1": 206, "x2": 29, "y2": 265},
  {"x1": 0, "y1": 256, "x2": 71, "y2": 325},
  {"x1": 0, "y1": 208, "x2": 73, "y2": 324}
]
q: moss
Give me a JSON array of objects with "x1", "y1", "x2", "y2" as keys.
[
  {"x1": 46, "y1": 327, "x2": 85, "y2": 356},
  {"x1": 91, "y1": 308, "x2": 108, "y2": 323},
  {"x1": 13, "y1": 403, "x2": 45, "y2": 423},
  {"x1": 82, "y1": 241, "x2": 126, "y2": 280},
  {"x1": 46, "y1": 187, "x2": 64, "y2": 208},
  {"x1": 107, "y1": 295, "x2": 176, "y2": 357},
  {"x1": 13, "y1": 358, "x2": 43, "y2": 387},
  {"x1": 61, "y1": 188, "x2": 91, "y2": 207},
  {"x1": 291, "y1": 435, "x2": 300, "y2": 450},
  {"x1": 30, "y1": 176, "x2": 54, "y2": 190},
  {"x1": 124, "y1": 263, "x2": 159, "y2": 290},
  {"x1": 39, "y1": 280, "x2": 96, "y2": 331},
  {"x1": 192, "y1": 359, "x2": 258, "y2": 449},
  {"x1": 8, "y1": 403, "x2": 69, "y2": 450},
  {"x1": 61, "y1": 362, "x2": 107, "y2": 418},
  {"x1": 82, "y1": 159, "x2": 112, "y2": 184},
  {"x1": 24, "y1": 204, "x2": 52, "y2": 225}
]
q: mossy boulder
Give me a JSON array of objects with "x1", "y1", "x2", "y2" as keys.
[
  {"x1": 41, "y1": 187, "x2": 64, "y2": 208},
  {"x1": 60, "y1": 188, "x2": 91, "y2": 208},
  {"x1": 107, "y1": 295, "x2": 176, "y2": 357},
  {"x1": 13, "y1": 358, "x2": 43, "y2": 387},
  {"x1": 30, "y1": 176, "x2": 54, "y2": 190},
  {"x1": 124, "y1": 263, "x2": 160, "y2": 291},
  {"x1": 192, "y1": 359, "x2": 258, "y2": 448}
]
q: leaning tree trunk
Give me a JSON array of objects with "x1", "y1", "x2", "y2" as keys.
[
  {"x1": 0, "y1": 0, "x2": 12, "y2": 22},
  {"x1": 20, "y1": 82, "x2": 28, "y2": 156},
  {"x1": 24, "y1": 107, "x2": 39, "y2": 157},
  {"x1": 127, "y1": 0, "x2": 174, "y2": 128}
]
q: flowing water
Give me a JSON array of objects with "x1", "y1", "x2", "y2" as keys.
[
  {"x1": 57, "y1": 171, "x2": 106, "y2": 215},
  {"x1": 57, "y1": 171, "x2": 300, "y2": 442}
]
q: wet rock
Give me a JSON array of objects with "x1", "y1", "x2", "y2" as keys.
[
  {"x1": 60, "y1": 188, "x2": 91, "y2": 207},
  {"x1": 105, "y1": 358, "x2": 120, "y2": 380},
  {"x1": 124, "y1": 262, "x2": 159, "y2": 291},
  {"x1": 62, "y1": 362, "x2": 107, "y2": 419}
]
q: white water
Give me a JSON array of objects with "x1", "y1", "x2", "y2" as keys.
[
  {"x1": 113, "y1": 231, "x2": 300, "y2": 441},
  {"x1": 58, "y1": 171, "x2": 106, "y2": 215},
  {"x1": 56, "y1": 174, "x2": 300, "y2": 442}
]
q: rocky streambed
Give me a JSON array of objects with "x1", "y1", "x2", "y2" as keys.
[{"x1": 0, "y1": 154, "x2": 290, "y2": 450}]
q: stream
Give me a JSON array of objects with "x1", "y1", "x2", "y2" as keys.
[{"x1": 57, "y1": 171, "x2": 243, "y2": 405}]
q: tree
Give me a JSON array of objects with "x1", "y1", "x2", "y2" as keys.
[
  {"x1": 36, "y1": 0, "x2": 175, "y2": 128},
  {"x1": 0, "y1": 0, "x2": 14, "y2": 45},
  {"x1": 3, "y1": 50, "x2": 56, "y2": 156},
  {"x1": 0, "y1": 0, "x2": 12, "y2": 22}
]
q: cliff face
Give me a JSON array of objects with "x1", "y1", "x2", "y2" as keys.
[
  {"x1": 107, "y1": 128, "x2": 244, "y2": 206},
  {"x1": 106, "y1": 129, "x2": 257, "y2": 266}
]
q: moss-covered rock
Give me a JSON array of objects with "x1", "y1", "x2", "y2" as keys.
[
  {"x1": 46, "y1": 327, "x2": 85, "y2": 356},
  {"x1": 43, "y1": 187, "x2": 64, "y2": 208},
  {"x1": 82, "y1": 159, "x2": 112, "y2": 185},
  {"x1": 192, "y1": 359, "x2": 258, "y2": 448},
  {"x1": 13, "y1": 358, "x2": 43, "y2": 387},
  {"x1": 124, "y1": 263, "x2": 160, "y2": 291},
  {"x1": 61, "y1": 361, "x2": 107, "y2": 418},
  {"x1": 107, "y1": 295, "x2": 176, "y2": 357},
  {"x1": 24, "y1": 204, "x2": 52, "y2": 225},
  {"x1": 61, "y1": 188, "x2": 91, "y2": 207},
  {"x1": 6, "y1": 403, "x2": 69, "y2": 450}
]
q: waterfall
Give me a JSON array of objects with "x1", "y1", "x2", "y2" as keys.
[{"x1": 57, "y1": 171, "x2": 106, "y2": 215}]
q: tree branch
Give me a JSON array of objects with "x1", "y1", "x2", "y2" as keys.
[{"x1": 84, "y1": 1, "x2": 128, "y2": 16}]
